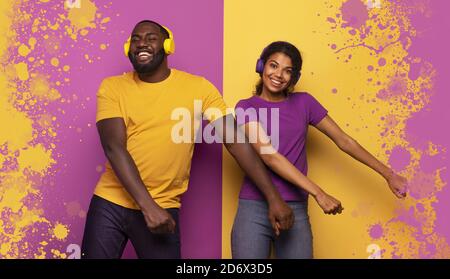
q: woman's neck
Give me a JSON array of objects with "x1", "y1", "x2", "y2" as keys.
[{"x1": 260, "y1": 88, "x2": 287, "y2": 102}]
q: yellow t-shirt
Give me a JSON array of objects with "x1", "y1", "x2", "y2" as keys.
[{"x1": 94, "y1": 69, "x2": 228, "y2": 209}]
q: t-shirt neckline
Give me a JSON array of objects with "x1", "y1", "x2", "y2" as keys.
[
  {"x1": 134, "y1": 68, "x2": 176, "y2": 87},
  {"x1": 252, "y1": 93, "x2": 292, "y2": 106}
]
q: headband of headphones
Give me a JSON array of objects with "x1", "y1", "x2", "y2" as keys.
[
  {"x1": 255, "y1": 46, "x2": 301, "y2": 85},
  {"x1": 124, "y1": 20, "x2": 175, "y2": 57}
]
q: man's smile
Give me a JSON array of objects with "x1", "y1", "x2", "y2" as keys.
[{"x1": 135, "y1": 50, "x2": 154, "y2": 63}]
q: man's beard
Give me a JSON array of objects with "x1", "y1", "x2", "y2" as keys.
[{"x1": 129, "y1": 48, "x2": 165, "y2": 74}]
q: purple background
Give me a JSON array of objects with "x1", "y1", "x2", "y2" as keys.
[{"x1": 43, "y1": 0, "x2": 224, "y2": 258}]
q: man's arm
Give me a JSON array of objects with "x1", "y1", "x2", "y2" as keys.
[
  {"x1": 243, "y1": 121, "x2": 343, "y2": 215},
  {"x1": 214, "y1": 114, "x2": 294, "y2": 235},
  {"x1": 96, "y1": 118, "x2": 176, "y2": 233}
]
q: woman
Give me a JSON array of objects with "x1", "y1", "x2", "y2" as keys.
[{"x1": 232, "y1": 41, "x2": 407, "y2": 259}]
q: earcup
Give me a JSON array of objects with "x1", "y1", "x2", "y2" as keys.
[
  {"x1": 124, "y1": 38, "x2": 131, "y2": 57},
  {"x1": 163, "y1": 38, "x2": 175, "y2": 55},
  {"x1": 255, "y1": 58, "x2": 264, "y2": 74}
]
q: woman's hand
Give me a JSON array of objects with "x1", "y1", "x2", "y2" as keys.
[
  {"x1": 313, "y1": 191, "x2": 344, "y2": 215},
  {"x1": 386, "y1": 171, "x2": 408, "y2": 199}
]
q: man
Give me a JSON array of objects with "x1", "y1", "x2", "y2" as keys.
[{"x1": 81, "y1": 20, "x2": 293, "y2": 259}]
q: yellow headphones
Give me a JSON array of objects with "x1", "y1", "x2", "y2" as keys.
[{"x1": 123, "y1": 23, "x2": 175, "y2": 57}]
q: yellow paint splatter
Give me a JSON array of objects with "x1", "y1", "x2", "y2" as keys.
[
  {"x1": 101, "y1": 17, "x2": 110, "y2": 24},
  {"x1": 53, "y1": 223, "x2": 69, "y2": 240},
  {"x1": 0, "y1": 187, "x2": 26, "y2": 213},
  {"x1": 50, "y1": 57, "x2": 59, "y2": 67},
  {"x1": 0, "y1": 0, "x2": 76, "y2": 259},
  {"x1": 63, "y1": 65, "x2": 70, "y2": 71},
  {"x1": 48, "y1": 88, "x2": 61, "y2": 101},
  {"x1": 29, "y1": 74, "x2": 60, "y2": 101},
  {"x1": 14, "y1": 62, "x2": 29, "y2": 81},
  {"x1": 66, "y1": 0, "x2": 97, "y2": 33},
  {"x1": 34, "y1": 250, "x2": 46, "y2": 259},
  {"x1": 0, "y1": 87, "x2": 33, "y2": 150},
  {"x1": 28, "y1": 37, "x2": 36, "y2": 49},
  {"x1": 0, "y1": 1, "x2": 15, "y2": 57},
  {"x1": 100, "y1": 43, "x2": 107, "y2": 50},
  {"x1": 51, "y1": 249, "x2": 67, "y2": 259},
  {"x1": 29, "y1": 75, "x2": 49, "y2": 96},
  {"x1": 1, "y1": 243, "x2": 11, "y2": 256},
  {"x1": 18, "y1": 44, "x2": 31, "y2": 56},
  {"x1": 49, "y1": 22, "x2": 59, "y2": 31},
  {"x1": 17, "y1": 144, "x2": 55, "y2": 174}
]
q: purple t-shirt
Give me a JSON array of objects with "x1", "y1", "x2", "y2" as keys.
[{"x1": 235, "y1": 92, "x2": 328, "y2": 201}]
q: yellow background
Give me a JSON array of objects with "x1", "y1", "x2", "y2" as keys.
[{"x1": 222, "y1": 0, "x2": 408, "y2": 258}]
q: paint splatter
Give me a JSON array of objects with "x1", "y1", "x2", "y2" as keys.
[
  {"x1": 388, "y1": 146, "x2": 411, "y2": 172},
  {"x1": 66, "y1": 0, "x2": 98, "y2": 38},
  {"x1": 0, "y1": 0, "x2": 111, "y2": 258},
  {"x1": 52, "y1": 223, "x2": 69, "y2": 240},
  {"x1": 326, "y1": 0, "x2": 449, "y2": 258},
  {"x1": 65, "y1": 201, "x2": 85, "y2": 218},
  {"x1": 408, "y1": 171, "x2": 436, "y2": 200},
  {"x1": 341, "y1": 0, "x2": 369, "y2": 29},
  {"x1": 369, "y1": 223, "x2": 384, "y2": 239}
]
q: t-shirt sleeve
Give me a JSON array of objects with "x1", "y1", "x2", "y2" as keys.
[
  {"x1": 96, "y1": 78, "x2": 123, "y2": 123},
  {"x1": 304, "y1": 93, "x2": 328, "y2": 126},
  {"x1": 235, "y1": 99, "x2": 258, "y2": 126},
  {"x1": 201, "y1": 78, "x2": 229, "y2": 123}
]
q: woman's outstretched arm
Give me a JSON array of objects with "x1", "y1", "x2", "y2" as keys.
[{"x1": 314, "y1": 115, "x2": 407, "y2": 199}]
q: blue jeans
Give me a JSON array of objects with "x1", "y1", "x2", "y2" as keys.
[
  {"x1": 81, "y1": 195, "x2": 180, "y2": 259},
  {"x1": 231, "y1": 199, "x2": 313, "y2": 259}
]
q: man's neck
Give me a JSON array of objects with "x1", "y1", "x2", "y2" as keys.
[{"x1": 137, "y1": 62, "x2": 171, "y2": 83}]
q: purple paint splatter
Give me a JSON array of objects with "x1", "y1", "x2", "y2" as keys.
[
  {"x1": 369, "y1": 224, "x2": 384, "y2": 239},
  {"x1": 341, "y1": 0, "x2": 369, "y2": 29},
  {"x1": 388, "y1": 146, "x2": 411, "y2": 172}
]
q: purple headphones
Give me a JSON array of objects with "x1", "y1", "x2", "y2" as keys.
[
  {"x1": 255, "y1": 46, "x2": 301, "y2": 85},
  {"x1": 255, "y1": 47, "x2": 267, "y2": 74}
]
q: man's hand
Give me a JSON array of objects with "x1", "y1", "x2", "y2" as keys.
[
  {"x1": 386, "y1": 172, "x2": 408, "y2": 199},
  {"x1": 215, "y1": 115, "x2": 295, "y2": 237},
  {"x1": 268, "y1": 198, "x2": 294, "y2": 236},
  {"x1": 142, "y1": 203, "x2": 176, "y2": 234},
  {"x1": 314, "y1": 191, "x2": 343, "y2": 215}
]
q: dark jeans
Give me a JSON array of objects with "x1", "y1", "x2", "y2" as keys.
[{"x1": 81, "y1": 195, "x2": 180, "y2": 259}]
